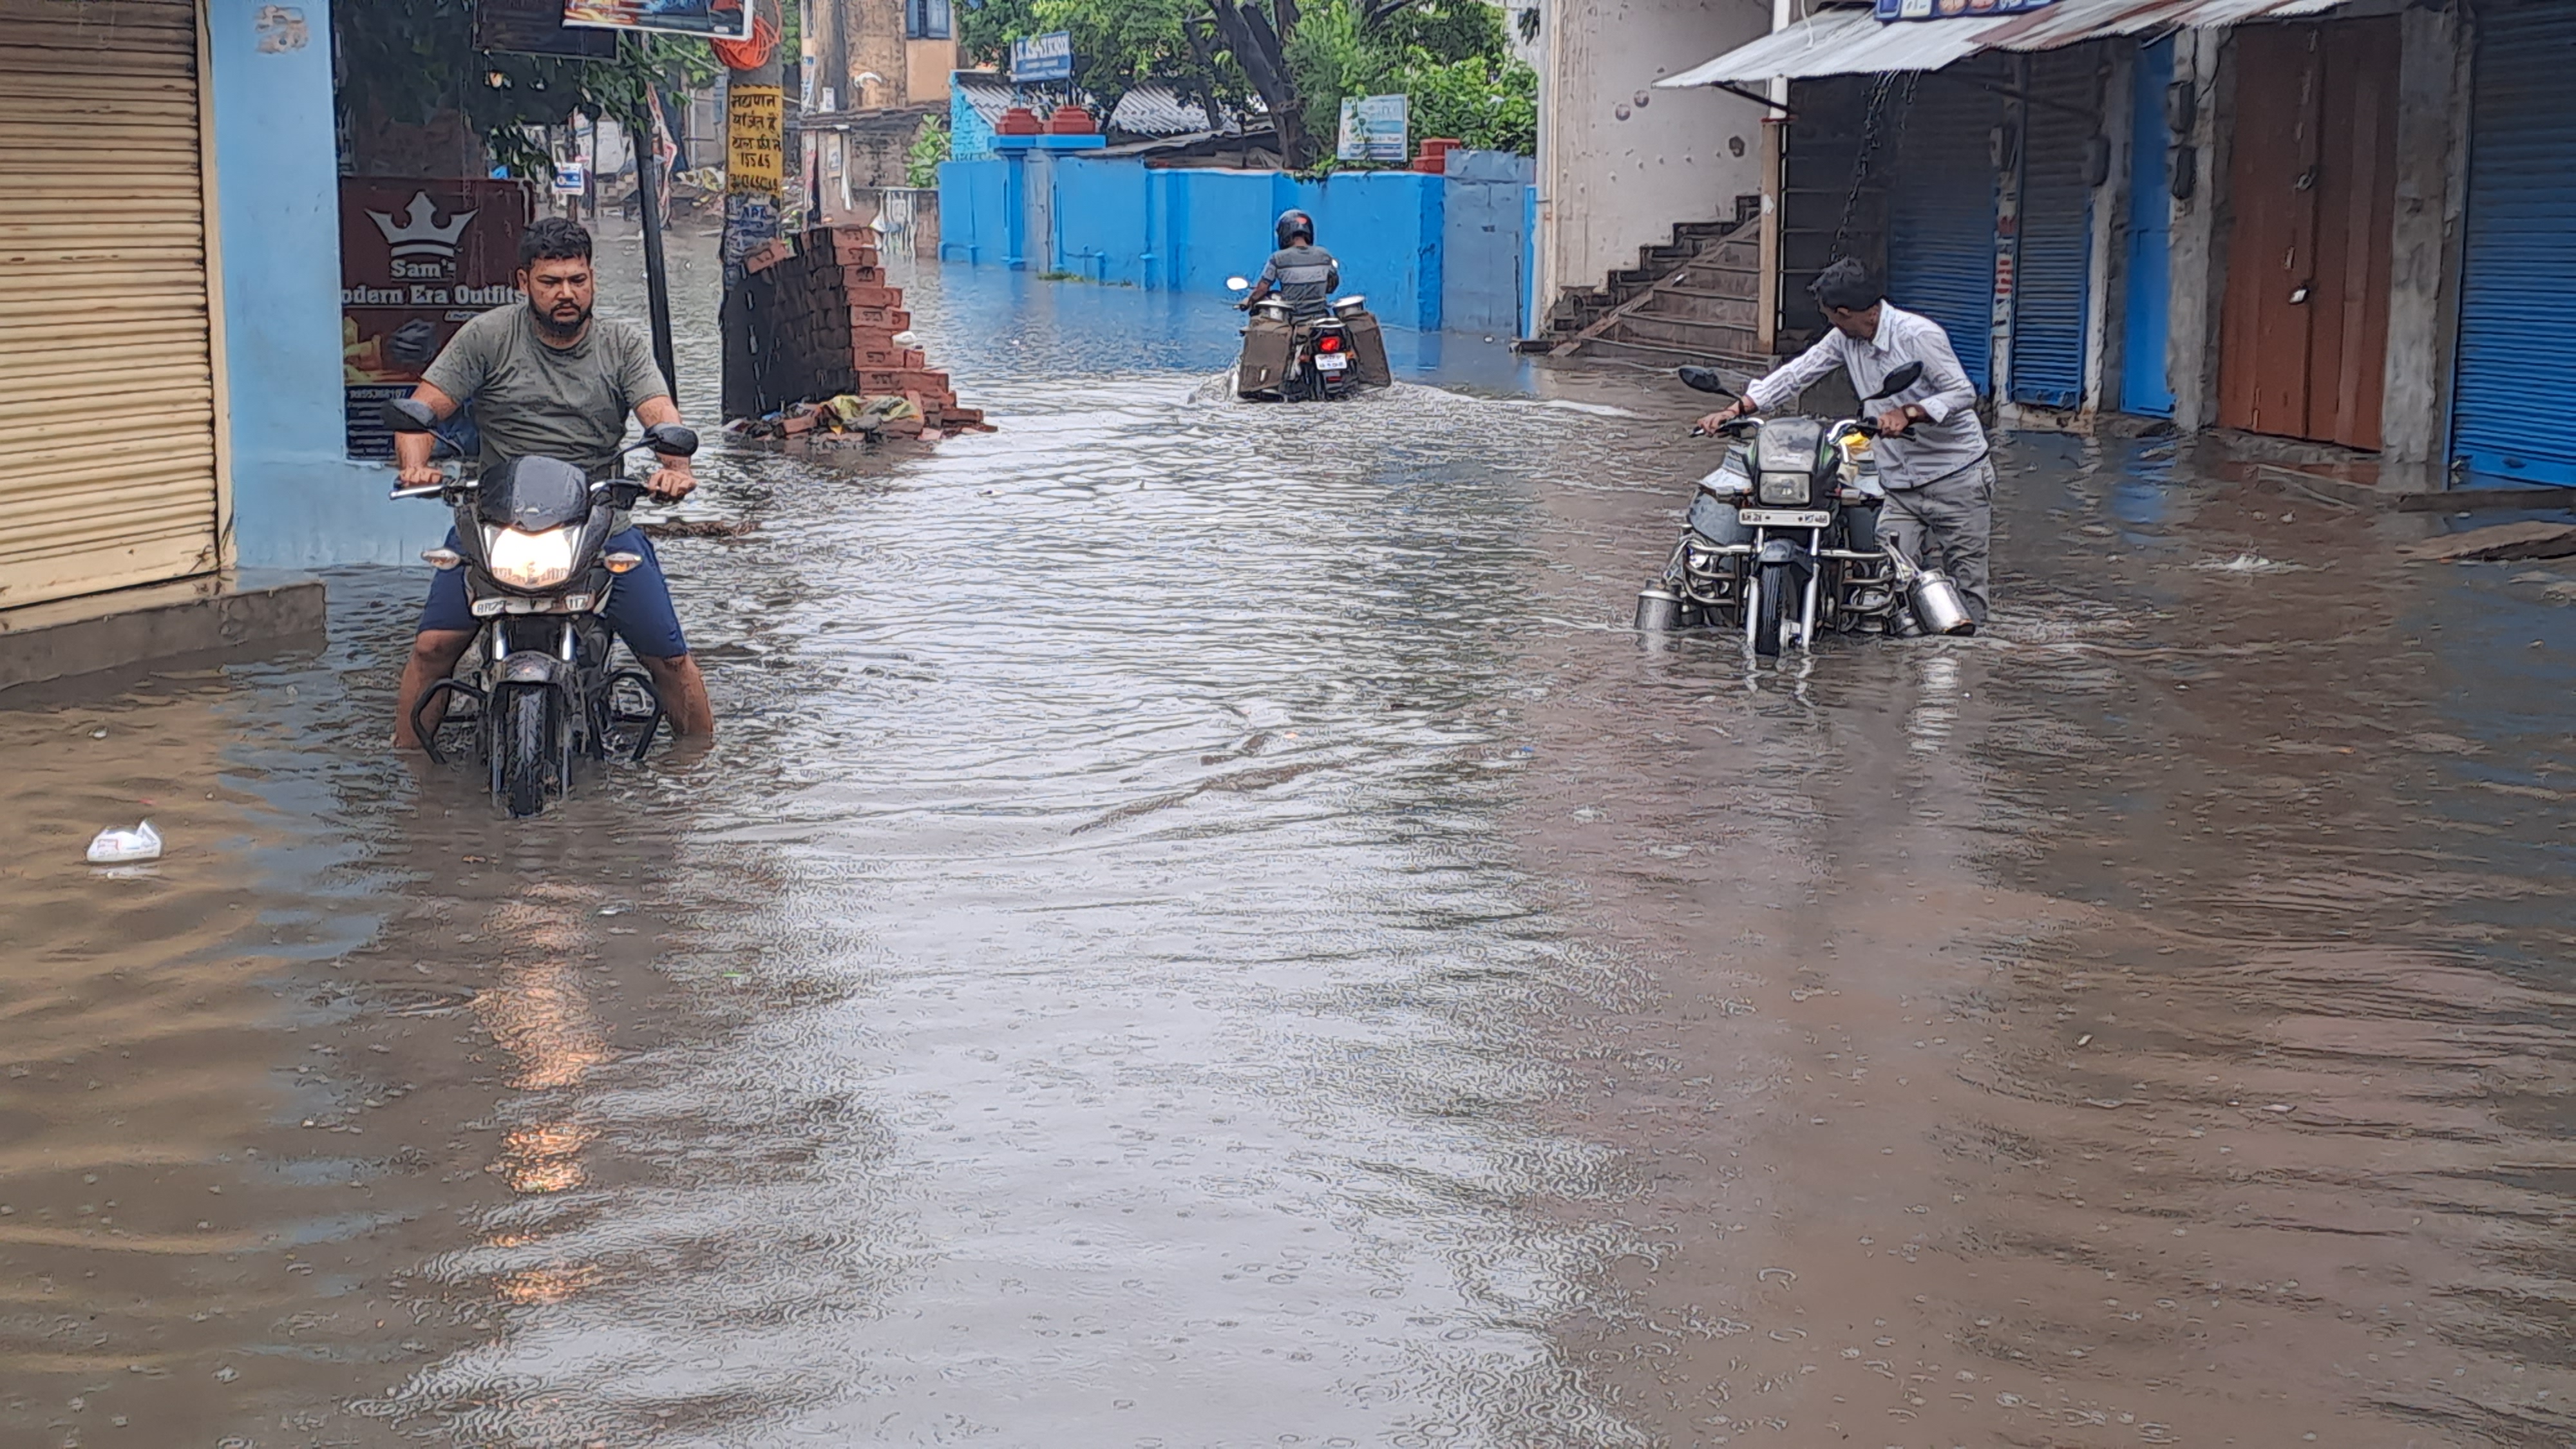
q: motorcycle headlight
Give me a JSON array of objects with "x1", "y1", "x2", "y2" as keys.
[
  {"x1": 484, "y1": 525, "x2": 577, "y2": 591},
  {"x1": 1757, "y1": 471, "x2": 1811, "y2": 506}
]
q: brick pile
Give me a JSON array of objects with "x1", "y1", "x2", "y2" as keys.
[{"x1": 737, "y1": 224, "x2": 985, "y2": 431}]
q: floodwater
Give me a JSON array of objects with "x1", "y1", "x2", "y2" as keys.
[{"x1": 6, "y1": 227, "x2": 2575, "y2": 1449}]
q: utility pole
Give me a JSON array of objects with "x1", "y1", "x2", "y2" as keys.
[
  {"x1": 719, "y1": 0, "x2": 788, "y2": 417},
  {"x1": 1756, "y1": 0, "x2": 1790, "y2": 359},
  {"x1": 625, "y1": 35, "x2": 679, "y2": 397}
]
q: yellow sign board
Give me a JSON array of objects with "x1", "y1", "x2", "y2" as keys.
[{"x1": 726, "y1": 85, "x2": 784, "y2": 197}]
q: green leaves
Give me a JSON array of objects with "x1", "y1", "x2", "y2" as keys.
[
  {"x1": 1282, "y1": 0, "x2": 1533, "y2": 158},
  {"x1": 909, "y1": 114, "x2": 954, "y2": 188}
]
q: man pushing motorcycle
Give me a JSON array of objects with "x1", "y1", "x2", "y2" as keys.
[
  {"x1": 388, "y1": 216, "x2": 715, "y2": 747},
  {"x1": 1698, "y1": 258, "x2": 1995, "y2": 629}
]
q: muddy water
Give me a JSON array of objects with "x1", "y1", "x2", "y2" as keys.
[{"x1": 4, "y1": 232, "x2": 2573, "y2": 1448}]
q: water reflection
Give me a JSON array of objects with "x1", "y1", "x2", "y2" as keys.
[{"x1": 1, "y1": 228, "x2": 2571, "y2": 1449}]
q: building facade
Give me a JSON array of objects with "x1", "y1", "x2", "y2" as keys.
[
  {"x1": 1662, "y1": 0, "x2": 2568, "y2": 492},
  {"x1": 1535, "y1": 0, "x2": 1771, "y2": 321},
  {"x1": 0, "y1": 0, "x2": 378, "y2": 687}
]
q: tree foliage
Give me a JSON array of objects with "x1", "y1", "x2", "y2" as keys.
[
  {"x1": 908, "y1": 113, "x2": 953, "y2": 188},
  {"x1": 335, "y1": 0, "x2": 719, "y2": 173},
  {"x1": 961, "y1": 0, "x2": 1215, "y2": 109},
  {"x1": 1282, "y1": 0, "x2": 1533, "y2": 156}
]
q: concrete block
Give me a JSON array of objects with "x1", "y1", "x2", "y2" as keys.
[{"x1": 0, "y1": 570, "x2": 326, "y2": 696}]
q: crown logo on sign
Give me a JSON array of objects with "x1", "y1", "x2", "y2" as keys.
[{"x1": 368, "y1": 192, "x2": 478, "y2": 261}]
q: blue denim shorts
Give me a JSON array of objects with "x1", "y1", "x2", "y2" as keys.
[{"x1": 417, "y1": 527, "x2": 690, "y2": 659}]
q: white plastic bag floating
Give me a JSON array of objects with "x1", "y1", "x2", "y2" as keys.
[{"x1": 86, "y1": 820, "x2": 162, "y2": 864}]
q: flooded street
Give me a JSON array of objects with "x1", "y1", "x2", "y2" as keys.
[{"x1": 6, "y1": 229, "x2": 2575, "y2": 1449}]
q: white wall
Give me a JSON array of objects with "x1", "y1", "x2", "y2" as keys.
[{"x1": 1539, "y1": 0, "x2": 1770, "y2": 304}]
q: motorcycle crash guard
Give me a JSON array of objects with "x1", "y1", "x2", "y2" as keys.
[{"x1": 1237, "y1": 316, "x2": 1296, "y2": 398}]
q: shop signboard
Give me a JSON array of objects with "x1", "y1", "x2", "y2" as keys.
[
  {"x1": 1337, "y1": 93, "x2": 1408, "y2": 163},
  {"x1": 562, "y1": 0, "x2": 754, "y2": 41},
  {"x1": 340, "y1": 179, "x2": 531, "y2": 459},
  {"x1": 1875, "y1": 0, "x2": 2054, "y2": 17},
  {"x1": 1009, "y1": 31, "x2": 1074, "y2": 83},
  {"x1": 477, "y1": 0, "x2": 616, "y2": 55}
]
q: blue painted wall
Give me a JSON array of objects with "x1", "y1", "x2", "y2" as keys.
[
  {"x1": 208, "y1": 0, "x2": 422, "y2": 567},
  {"x1": 1440, "y1": 150, "x2": 1531, "y2": 336},
  {"x1": 940, "y1": 153, "x2": 1532, "y2": 335},
  {"x1": 951, "y1": 84, "x2": 997, "y2": 161},
  {"x1": 2119, "y1": 36, "x2": 2177, "y2": 419}
]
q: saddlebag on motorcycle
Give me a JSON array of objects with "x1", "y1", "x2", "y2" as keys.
[
  {"x1": 1340, "y1": 308, "x2": 1392, "y2": 388},
  {"x1": 1237, "y1": 315, "x2": 1296, "y2": 398}
]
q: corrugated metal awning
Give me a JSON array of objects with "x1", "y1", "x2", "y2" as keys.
[
  {"x1": 1659, "y1": 0, "x2": 2364, "y2": 90},
  {"x1": 1659, "y1": 7, "x2": 1980, "y2": 88}
]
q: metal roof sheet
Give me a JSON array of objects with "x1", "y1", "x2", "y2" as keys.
[
  {"x1": 1659, "y1": 0, "x2": 2363, "y2": 89},
  {"x1": 1658, "y1": 7, "x2": 1981, "y2": 88},
  {"x1": 1108, "y1": 82, "x2": 1214, "y2": 138}
]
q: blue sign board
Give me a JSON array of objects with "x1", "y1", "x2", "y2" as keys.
[
  {"x1": 1009, "y1": 31, "x2": 1074, "y2": 82},
  {"x1": 1875, "y1": 0, "x2": 2056, "y2": 17}
]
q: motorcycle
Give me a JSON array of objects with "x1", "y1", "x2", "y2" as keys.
[
  {"x1": 1636, "y1": 361, "x2": 1967, "y2": 659},
  {"x1": 383, "y1": 397, "x2": 701, "y2": 817},
  {"x1": 1226, "y1": 278, "x2": 1383, "y2": 402}
]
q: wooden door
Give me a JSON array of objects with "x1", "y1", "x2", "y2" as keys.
[{"x1": 2217, "y1": 19, "x2": 2398, "y2": 449}]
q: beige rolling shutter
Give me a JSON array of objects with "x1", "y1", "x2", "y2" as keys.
[{"x1": 0, "y1": 0, "x2": 223, "y2": 609}]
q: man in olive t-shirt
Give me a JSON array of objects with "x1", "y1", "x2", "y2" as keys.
[
  {"x1": 421, "y1": 294, "x2": 672, "y2": 475},
  {"x1": 388, "y1": 217, "x2": 714, "y2": 747}
]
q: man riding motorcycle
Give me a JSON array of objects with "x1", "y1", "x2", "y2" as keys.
[
  {"x1": 388, "y1": 216, "x2": 715, "y2": 748},
  {"x1": 1243, "y1": 209, "x2": 1339, "y2": 323}
]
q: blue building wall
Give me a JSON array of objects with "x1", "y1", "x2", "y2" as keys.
[
  {"x1": 951, "y1": 84, "x2": 998, "y2": 162},
  {"x1": 208, "y1": 0, "x2": 420, "y2": 568},
  {"x1": 940, "y1": 152, "x2": 1531, "y2": 336}
]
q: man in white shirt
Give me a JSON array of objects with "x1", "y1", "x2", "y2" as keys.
[{"x1": 1698, "y1": 258, "x2": 1996, "y2": 628}]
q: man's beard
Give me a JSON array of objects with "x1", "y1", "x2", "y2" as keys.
[{"x1": 531, "y1": 296, "x2": 592, "y2": 341}]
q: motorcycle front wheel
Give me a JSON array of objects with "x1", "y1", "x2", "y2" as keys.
[
  {"x1": 499, "y1": 687, "x2": 552, "y2": 817},
  {"x1": 1752, "y1": 564, "x2": 1789, "y2": 658}
]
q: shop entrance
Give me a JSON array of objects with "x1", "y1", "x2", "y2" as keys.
[{"x1": 2214, "y1": 18, "x2": 2398, "y2": 450}]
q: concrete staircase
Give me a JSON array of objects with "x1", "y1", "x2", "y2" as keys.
[{"x1": 1544, "y1": 215, "x2": 1770, "y2": 374}]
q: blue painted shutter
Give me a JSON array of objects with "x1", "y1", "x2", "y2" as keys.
[
  {"x1": 2011, "y1": 54, "x2": 2097, "y2": 409},
  {"x1": 1886, "y1": 73, "x2": 2003, "y2": 392},
  {"x1": 2119, "y1": 36, "x2": 2177, "y2": 418},
  {"x1": 2453, "y1": 1, "x2": 2576, "y2": 486}
]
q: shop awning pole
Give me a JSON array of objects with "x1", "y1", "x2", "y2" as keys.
[{"x1": 632, "y1": 101, "x2": 679, "y2": 398}]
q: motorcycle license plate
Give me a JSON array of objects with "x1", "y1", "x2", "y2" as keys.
[
  {"x1": 1316, "y1": 354, "x2": 1350, "y2": 373},
  {"x1": 1738, "y1": 508, "x2": 1832, "y2": 528}
]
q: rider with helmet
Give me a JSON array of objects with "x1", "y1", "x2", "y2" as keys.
[{"x1": 1245, "y1": 209, "x2": 1340, "y2": 324}]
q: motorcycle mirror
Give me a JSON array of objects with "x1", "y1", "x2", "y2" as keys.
[
  {"x1": 381, "y1": 396, "x2": 439, "y2": 433},
  {"x1": 1866, "y1": 361, "x2": 1926, "y2": 401},
  {"x1": 643, "y1": 422, "x2": 701, "y2": 458},
  {"x1": 1676, "y1": 365, "x2": 1736, "y2": 399},
  {"x1": 1226, "y1": 276, "x2": 1251, "y2": 292}
]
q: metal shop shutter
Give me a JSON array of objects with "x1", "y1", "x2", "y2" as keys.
[
  {"x1": 0, "y1": 0, "x2": 224, "y2": 609},
  {"x1": 1886, "y1": 67, "x2": 2004, "y2": 392},
  {"x1": 2010, "y1": 52, "x2": 2099, "y2": 410},
  {"x1": 2452, "y1": 1, "x2": 2576, "y2": 487}
]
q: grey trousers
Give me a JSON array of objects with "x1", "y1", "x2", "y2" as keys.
[{"x1": 1881, "y1": 456, "x2": 1995, "y2": 624}]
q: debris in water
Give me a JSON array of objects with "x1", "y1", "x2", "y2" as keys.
[
  {"x1": 2400, "y1": 520, "x2": 2576, "y2": 562},
  {"x1": 2195, "y1": 553, "x2": 2301, "y2": 574},
  {"x1": 86, "y1": 821, "x2": 162, "y2": 864}
]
